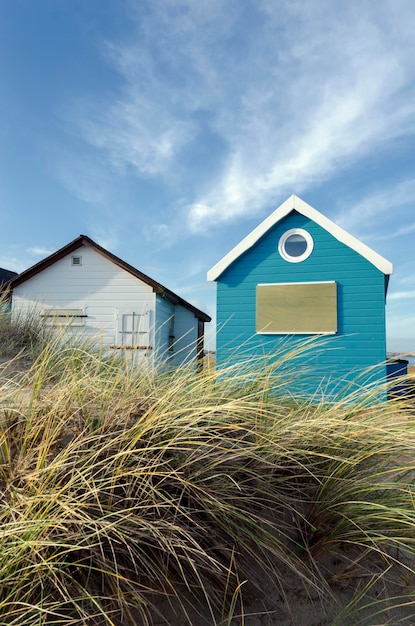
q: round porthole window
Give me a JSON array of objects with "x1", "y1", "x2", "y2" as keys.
[{"x1": 278, "y1": 228, "x2": 313, "y2": 263}]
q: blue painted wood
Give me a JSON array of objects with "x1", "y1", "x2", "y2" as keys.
[
  {"x1": 155, "y1": 294, "x2": 174, "y2": 362},
  {"x1": 215, "y1": 211, "x2": 387, "y2": 401},
  {"x1": 386, "y1": 360, "x2": 409, "y2": 398},
  {"x1": 155, "y1": 295, "x2": 200, "y2": 367}
]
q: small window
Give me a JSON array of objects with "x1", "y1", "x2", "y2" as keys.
[
  {"x1": 42, "y1": 308, "x2": 86, "y2": 327},
  {"x1": 278, "y1": 229, "x2": 313, "y2": 263},
  {"x1": 71, "y1": 256, "x2": 82, "y2": 266}
]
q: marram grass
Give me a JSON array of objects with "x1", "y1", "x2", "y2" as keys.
[{"x1": 0, "y1": 334, "x2": 415, "y2": 624}]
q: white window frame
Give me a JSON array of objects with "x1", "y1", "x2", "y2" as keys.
[{"x1": 278, "y1": 228, "x2": 314, "y2": 263}]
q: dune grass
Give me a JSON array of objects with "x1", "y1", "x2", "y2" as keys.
[
  {"x1": 0, "y1": 294, "x2": 55, "y2": 360},
  {"x1": 0, "y1": 314, "x2": 415, "y2": 624}
]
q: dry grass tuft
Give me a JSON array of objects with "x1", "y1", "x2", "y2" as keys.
[{"x1": 0, "y1": 315, "x2": 415, "y2": 624}]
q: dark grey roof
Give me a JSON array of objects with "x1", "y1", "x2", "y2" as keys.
[{"x1": 0, "y1": 267, "x2": 17, "y2": 287}]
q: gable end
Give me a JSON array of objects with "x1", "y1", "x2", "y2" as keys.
[
  {"x1": 207, "y1": 195, "x2": 393, "y2": 282},
  {"x1": 8, "y1": 235, "x2": 211, "y2": 323}
]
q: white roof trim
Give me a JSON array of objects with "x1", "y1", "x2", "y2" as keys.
[{"x1": 207, "y1": 195, "x2": 393, "y2": 281}]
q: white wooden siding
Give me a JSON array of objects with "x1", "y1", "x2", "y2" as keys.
[{"x1": 12, "y1": 247, "x2": 155, "y2": 350}]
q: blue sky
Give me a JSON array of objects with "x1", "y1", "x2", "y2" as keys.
[{"x1": 1, "y1": 0, "x2": 414, "y2": 353}]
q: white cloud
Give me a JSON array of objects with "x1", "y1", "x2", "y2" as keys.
[
  {"x1": 335, "y1": 179, "x2": 415, "y2": 236},
  {"x1": 388, "y1": 290, "x2": 415, "y2": 300},
  {"x1": 0, "y1": 257, "x2": 24, "y2": 273},
  {"x1": 88, "y1": 229, "x2": 120, "y2": 256},
  {"x1": 63, "y1": 0, "x2": 415, "y2": 235},
  {"x1": 377, "y1": 221, "x2": 415, "y2": 240},
  {"x1": 26, "y1": 247, "x2": 54, "y2": 256},
  {"x1": 186, "y1": 1, "x2": 415, "y2": 230},
  {"x1": 396, "y1": 273, "x2": 415, "y2": 287},
  {"x1": 145, "y1": 223, "x2": 170, "y2": 243},
  {"x1": 78, "y1": 94, "x2": 197, "y2": 176}
]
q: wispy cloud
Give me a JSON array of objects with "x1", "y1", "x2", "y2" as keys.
[
  {"x1": 335, "y1": 178, "x2": 415, "y2": 239},
  {"x1": 378, "y1": 221, "x2": 415, "y2": 240},
  {"x1": 63, "y1": 0, "x2": 415, "y2": 234},
  {"x1": 26, "y1": 247, "x2": 54, "y2": 256},
  {"x1": 395, "y1": 272, "x2": 415, "y2": 287},
  {"x1": 0, "y1": 256, "x2": 24, "y2": 273},
  {"x1": 185, "y1": 1, "x2": 415, "y2": 230},
  {"x1": 88, "y1": 229, "x2": 120, "y2": 257},
  {"x1": 78, "y1": 93, "x2": 198, "y2": 176},
  {"x1": 388, "y1": 290, "x2": 415, "y2": 300}
]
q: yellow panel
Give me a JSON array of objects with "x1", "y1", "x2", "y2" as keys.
[{"x1": 256, "y1": 283, "x2": 337, "y2": 334}]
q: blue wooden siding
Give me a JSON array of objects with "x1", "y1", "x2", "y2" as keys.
[
  {"x1": 155, "y1": 294, "x2": 175, "y2": 361},
  {"x1": 216, "y1": 211, "x2": 387, "y2": 400},
  {"x1": 173, "y1": 305, "x2": 199, "y2": 367},
  {"x1": 155, "y1": 296, "x2": 199, "y2": 367}
]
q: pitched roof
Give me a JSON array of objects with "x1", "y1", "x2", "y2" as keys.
[
  {"x1": 0, "y1": 268, "x2": 18, "y2": 285},
  {"x1": 8, "y1": 235, "x2": 211, "y2": 323},
  {"x1": 207, "y1": 195, "x2": 393, "y2": 281}
]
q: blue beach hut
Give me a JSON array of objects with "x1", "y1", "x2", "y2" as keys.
[{"x1": 207, "y1": 195, "x2": 393, "y2": 400}]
